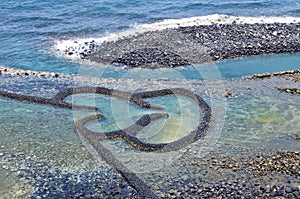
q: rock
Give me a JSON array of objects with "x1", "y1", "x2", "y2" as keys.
[
  {"x1": 225, "y1": 91, "x2": 233, "y2": 98},
  {"x1": 112, "y1": 47, "x2": 190, "y2": 68}
]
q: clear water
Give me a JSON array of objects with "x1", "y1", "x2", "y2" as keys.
[
  {"x1": 75, "y1": 53, "x2": 300, "y2": 80},
  {"x1": 0, "y1": 98, "x2": 103, "y2": 198},
  {"x1": 71, "y1": 94, "x2": 201, "y2": 144},
  {"x1": 222, "y1": 93, "x2": 300, "y2": 149}
]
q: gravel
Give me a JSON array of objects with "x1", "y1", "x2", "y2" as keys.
[{"x1": 160, "y1": 151, "x2": 300, "y2": 198}]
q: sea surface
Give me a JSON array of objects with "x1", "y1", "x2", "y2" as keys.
[{"x1": 1, "y1": 0, "x2": 300, "y2": 76}]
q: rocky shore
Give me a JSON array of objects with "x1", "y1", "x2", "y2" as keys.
[
  {"x1": 72, "y1": 22, "x2": 300, "y2": 68},
  {"x1": 167, "y1": 151, "x2": 300, "y2": 198}
]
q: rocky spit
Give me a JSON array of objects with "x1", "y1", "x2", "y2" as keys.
[
  {"x1": 277, "y1": 87, "x2": 300, "y2": 95},
  {"x1": 248, "y1": 70, "x2": 300, "y2": 95},
  {"x1": 0, "y1": 66, "x2": 71, "y2": 78},
  {"x1": 67, "y1": 22, "x2": 300, "y2": 68},
  {"x1": 248, "y1": 70, "x2": 300, "y2": 81}
]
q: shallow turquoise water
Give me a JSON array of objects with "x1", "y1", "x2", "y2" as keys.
[
  {"x1": 77, "y1": 53, "x2": 300, "y2": 80},
  {"x1": 222, "y1": 93, "x2": 300, "y2": 150}
]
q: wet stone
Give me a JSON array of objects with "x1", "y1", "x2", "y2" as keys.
[
  {"x1": 112, "y1": 47, "x2": 190, "y2": 68},
  {"x1": 4, "y1": 153, "x2": 137, "y2": 198}
]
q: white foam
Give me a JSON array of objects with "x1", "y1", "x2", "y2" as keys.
[
  {"x1": 137, "y1": 14, "x2": 300, "y2": 29},
  {"x1": 53, "y1": 14, "x2": 300, "y2": 60}
]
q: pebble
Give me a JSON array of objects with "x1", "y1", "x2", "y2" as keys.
[
  {"x1": 161, "y1": 179, "x2": 300, "y2": 199},
  {"x1": 182, "y1": 150, "x2": 300, "y2": 198}
]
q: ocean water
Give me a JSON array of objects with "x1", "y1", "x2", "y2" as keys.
[{"x1": 1, "y1": 0, "x2": 300, "y2": 76}]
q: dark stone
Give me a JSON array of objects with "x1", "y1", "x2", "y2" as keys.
[
  {"x1": 293, "y1": 191, "x2": 300, "y2": 198},
  {"x1": 112, "y1": 47, "x2": 190, "y2": 68},
  {"x1": 260, "y1": 185, "x2": 267, "y2": 192}
]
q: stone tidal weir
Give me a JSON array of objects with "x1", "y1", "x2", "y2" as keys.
[
  {"x1": 0, "y1": 82, "x2": 212, "y2": 198},
  {"x1": 0, "y1": 67, "x2": 300, "y2": 198}
]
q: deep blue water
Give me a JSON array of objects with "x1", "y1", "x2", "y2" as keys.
[{"x1": 0, "y1": 0, "x2": 300, "y2": 77}]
